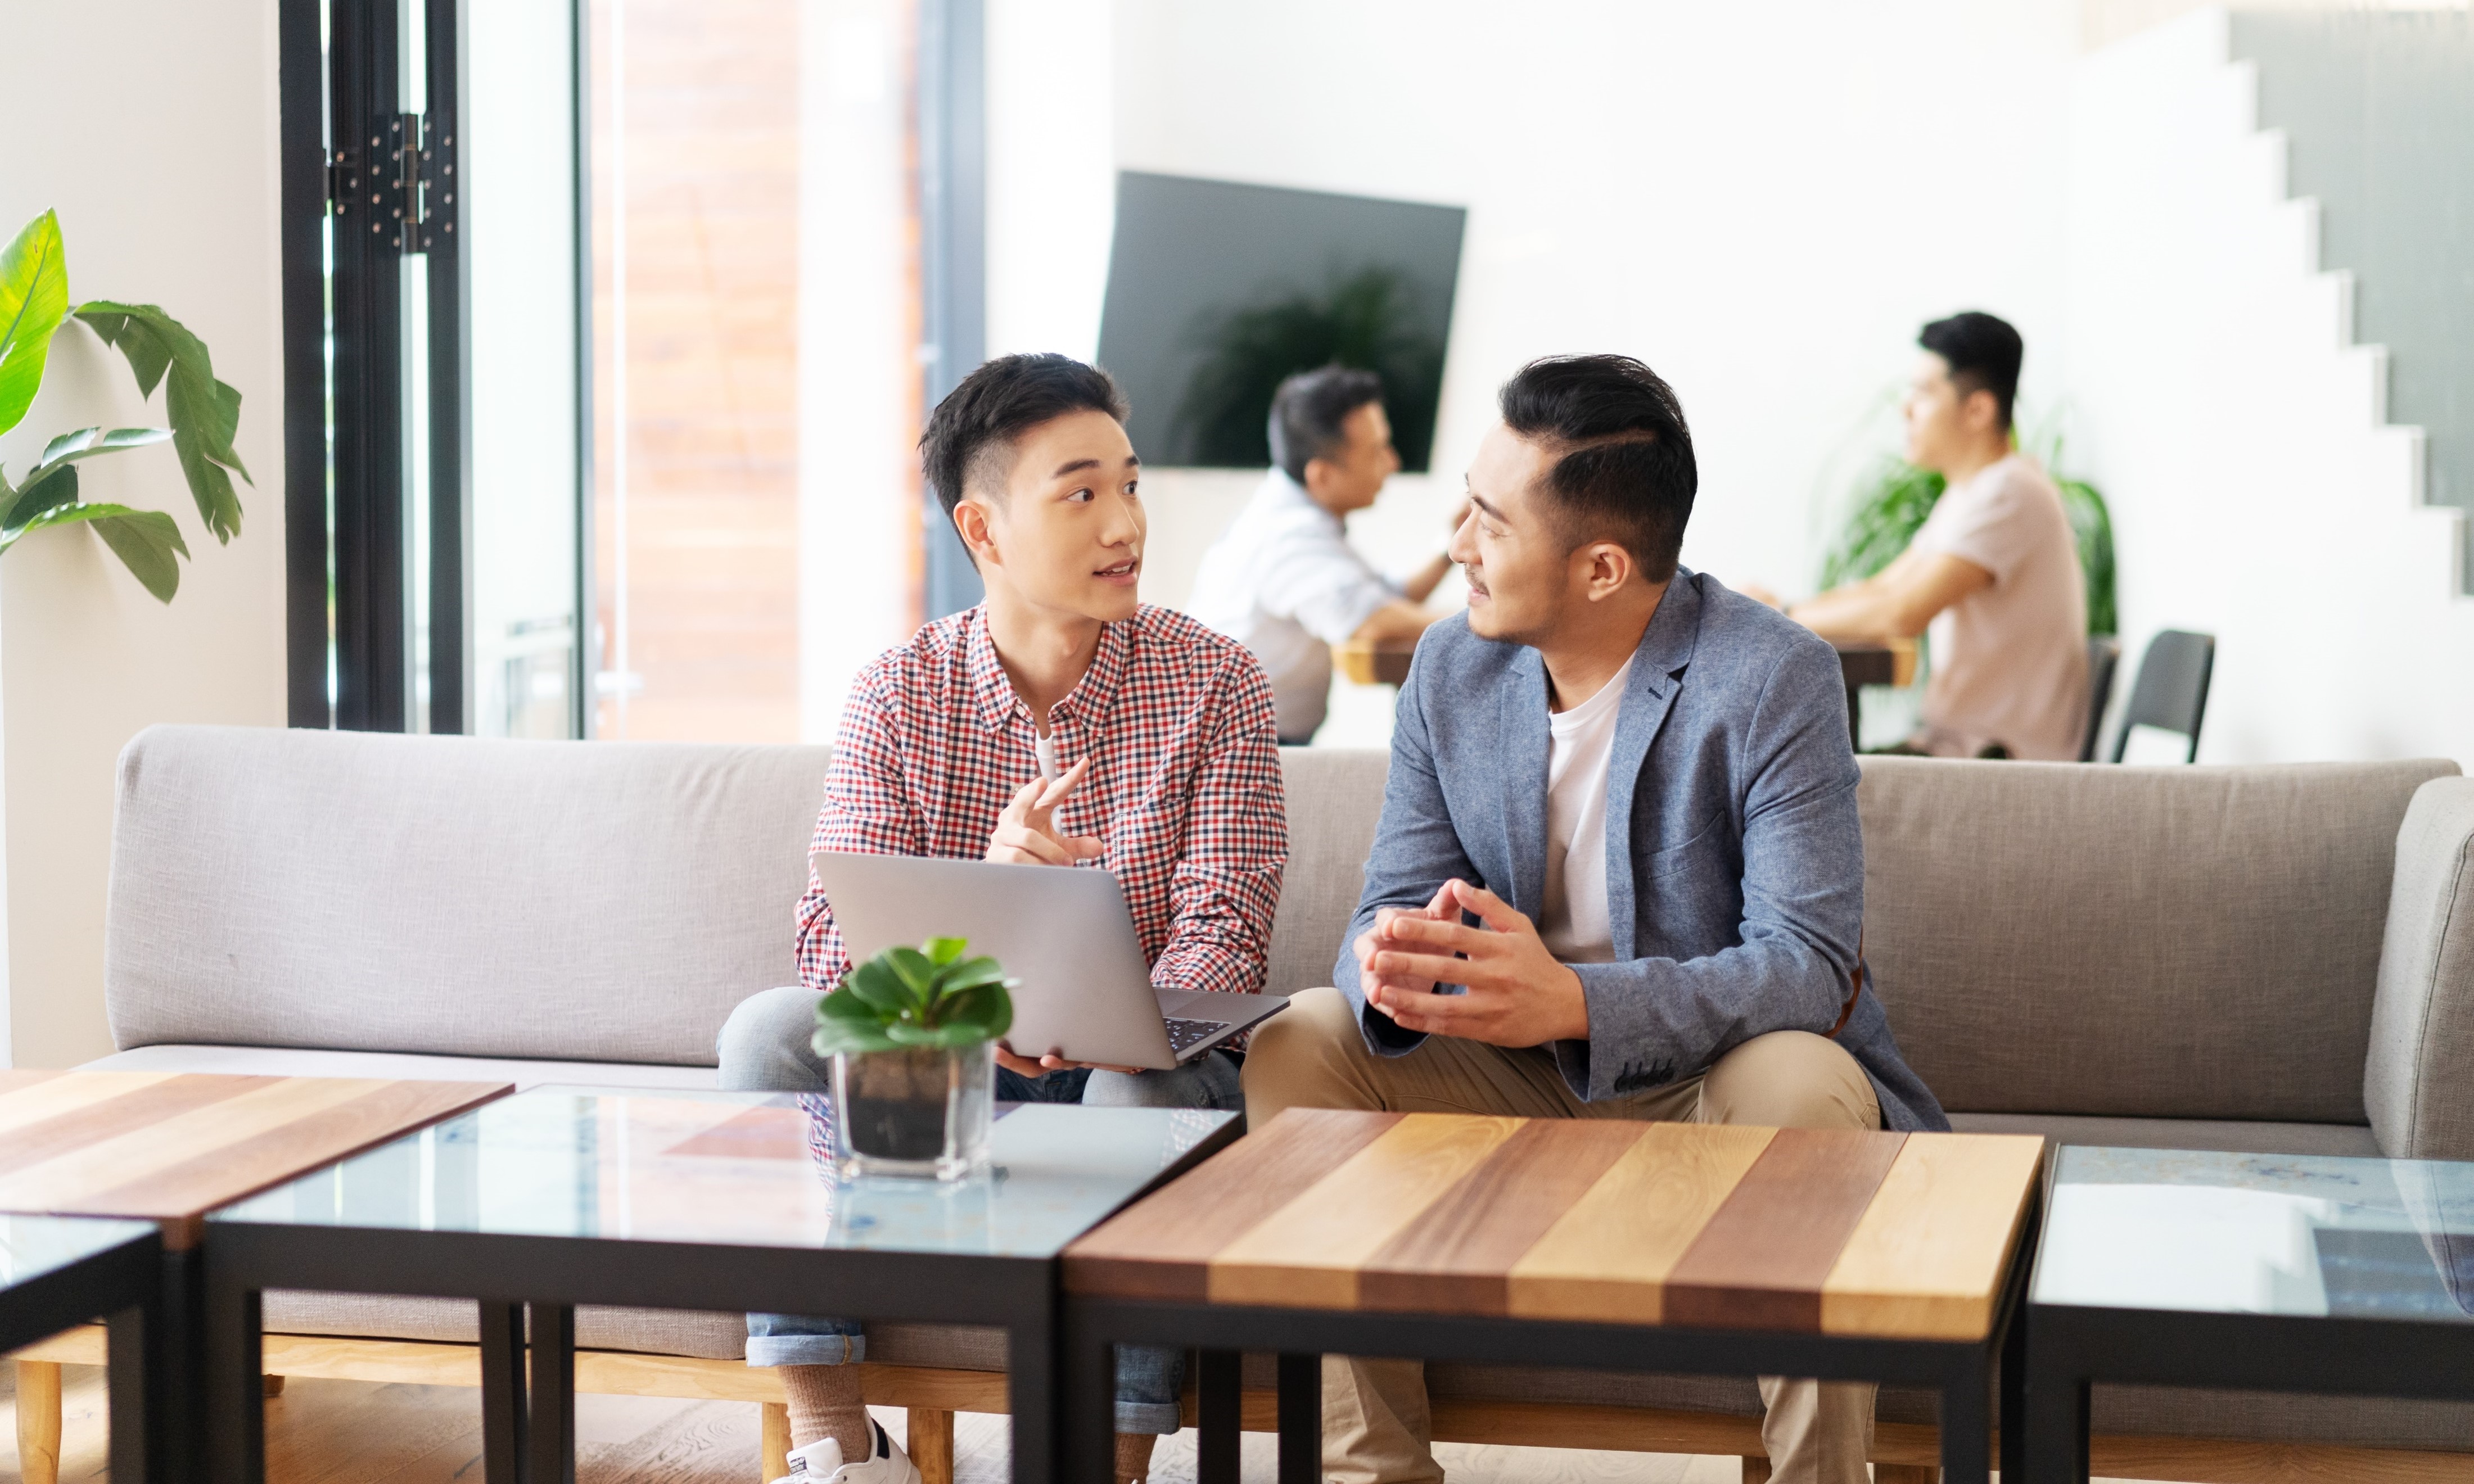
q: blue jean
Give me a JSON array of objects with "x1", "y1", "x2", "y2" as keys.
[{"x1": 719, "y1": 984, "x2": 1244, "y2": 1435}]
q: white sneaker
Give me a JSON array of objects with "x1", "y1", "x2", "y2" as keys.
[{"x1": 772, "y1": 1420, "x2": 923, "y2": 1484}]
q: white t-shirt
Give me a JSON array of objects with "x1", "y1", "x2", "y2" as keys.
[
  {"x1": 1539, "y1": 657, "x2": 1635, "y2": 966},
  {"x1": 1908, "y1": 454, "x2": 2089, "y2": 761},
  {"x1": 1184, "y1": 470, "x2": 1398, "y2": 742}
]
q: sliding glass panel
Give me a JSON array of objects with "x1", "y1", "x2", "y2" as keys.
[{"x1": 464, "y1": 0, "x2": 584, "y2": 738}]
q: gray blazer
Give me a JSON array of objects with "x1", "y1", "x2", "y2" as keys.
[{"x1": 1335, "y1": 569, "x2": 1948, "y2": 1132}]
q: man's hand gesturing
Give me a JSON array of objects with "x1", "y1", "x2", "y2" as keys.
[
  {"x1": 985, "y1": 755, "x2": 1104, "y2": 867},
  {"x1": 1359, "y1": 879, "x2": 1590, "y2": 1048}
]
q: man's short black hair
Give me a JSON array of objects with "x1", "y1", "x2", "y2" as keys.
[
  {"x1": 919, "y1": 353, "x2": 1128, "y2": 518},
  {"x1": 1496, "y1": 355, "x2": 1698, "y2": 582},
  {"x1": 1267, "y1": 365, "x2": 1385, "y2": 485},
  {"x1": 1918, "y1": 311, "x2": 2024, "y2": 432}
]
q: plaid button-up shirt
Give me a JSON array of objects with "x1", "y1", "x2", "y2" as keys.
[{"x1": 796, "y1": 603, "x2": 1288, "y2": 998}]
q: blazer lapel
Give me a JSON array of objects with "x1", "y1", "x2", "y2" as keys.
[
  {"x1": 1603, "y1": 573, "x2": 1705, "y2": 960},
  {"x1": 1498, "y1": 646, "x2": 1552, "y2": 919}
]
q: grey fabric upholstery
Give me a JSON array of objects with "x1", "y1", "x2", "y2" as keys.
[
  {"x1": 1265, "y1": 749, "x2": 1388, "y2": 998},
  {"x1": 1857, "y1": 756, "x2": 2458, "y2": 1121},
  {"x1": 106, "y1": 726, "x2": 828, "y2": 1064},
  {"x1": 97, "y1": 729, "x2": 2474, "y2": 1454},
  {"x1": 2367, "y1": 776, "x2": 2474, "y2": 1159}
]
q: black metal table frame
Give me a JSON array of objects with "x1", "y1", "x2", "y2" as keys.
[
  {"x1": 204, "y1": 1225, "x2": 1060, "y2": 1484},
  {"x1": 1064, "y1": 1201, "x2": 2038, "y2": 1484},
  {"x1": 2023, "y1": 1160, "x2": 2474, "y2": 1483},
  {"x1": 1, "y1": 1224, "x2": 166, "y2": 1484}
]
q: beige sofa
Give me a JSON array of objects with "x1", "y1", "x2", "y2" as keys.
[{"x1": 18, "y1": 725, "x2": 2474, "y2": 1483}]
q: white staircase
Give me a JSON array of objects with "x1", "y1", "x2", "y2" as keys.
[{"x1": 2064, "y1": 7, "x2": 2473, "y2": 764}]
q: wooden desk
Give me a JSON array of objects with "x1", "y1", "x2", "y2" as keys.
[
  {"x1": 1064, "y1": 1109, "x2": 2043, "y2": 1484},
  {"x1": 0, "y1": 1069, "x2": 508, "y2": 1483},
  {"x1": 1333, "y1": 638, "x2": 1416, "y2": 687},
  {"x1": 1832, "y1": 637, "x2": 1918, "y2": 745}
]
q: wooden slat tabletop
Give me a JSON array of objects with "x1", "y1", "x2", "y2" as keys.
[
  {"x1": 1064, "y1": 1109, "x2": 2043, "y2": 1341},
  {"x1": 0, "y1": 1070, "x2": 511, "y2": 1247}
]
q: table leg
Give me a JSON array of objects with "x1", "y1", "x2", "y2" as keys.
[
  {"x1": 160, "y1": 1245, "x2": 209, "y2": 1484},
  {"x1": 1275, "y1": 1354, "x2": 1319, "y2": 1484},
  {"x1": 2022, "y1": 1316, "x2": 2091, "y2": 1484},
  {"x1": 199, "y1": 1271, "x2": 261, "y2": 1484},
  {"x1": 2000, "y1": 1276, "x2": 2029, "y2": 1483},
  {"x1": 526, "y1": 1303, "x2": 576, "y2": 1484},
  {"x1": 1939, "y1": 1360, "x2": 1992, "y2": 1484},
  {"x1": 478, "y1": 1301, "x2": 528, "y2": 1483},
  {"x1": 1010, "y1": 1312, "x2": 1064, "y2": 1484},
  {"x1": 1197, "y1": 1350, "x2": 1240, "y2": 1484},
  {"x1": 105, "y1": 1300, "x2": 161, "y2": 1484}
]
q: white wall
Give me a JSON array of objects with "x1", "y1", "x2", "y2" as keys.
[
  {"x1": 2066, "y1": 10, "x2": 2474, "y2": 766},
  {"x1": 0, "y1": 0, "x2": 288, "y2": 1066}
]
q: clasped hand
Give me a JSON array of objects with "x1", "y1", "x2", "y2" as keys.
[
  {"x1": 1356, "y1": 878, "x2": 1590, "y2": 1047},
  {"x1": 981, "y1": 755, "x2": 1140, "y2": 1077}
]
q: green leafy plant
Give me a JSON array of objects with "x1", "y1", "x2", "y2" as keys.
[
  {"x1": 0, "y1": 210, "x2": 251, "y2": 602},
  {"x1": 1171, "y1": 264, "x2": 1446, "y2": 472},
  {"x1": 1816, "y1": 420, "x2": 2116, "y2": 636},
  {"x1": 812, "y1": 937, "x2": 1016, "y2": 1056}
]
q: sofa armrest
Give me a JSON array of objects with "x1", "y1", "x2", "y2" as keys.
[{"x1": 2366, "y1": 777, "x2": 2474, "y2": 1159}]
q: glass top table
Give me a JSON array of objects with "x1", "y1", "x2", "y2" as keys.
[
  {"x1": 1, "y1": 1212, "x2": 158, "y2": 1295},
  {"x1": 213, "y1": 1088, "x2": 1235, "y2": 1257},
  {"x1": 203, "y1": 1087, "x2": 1240, "y2": 1484},
  {"x1": 2034, "y1": 1144, "x2": 2474, "y2": 1321},
  {"x1": 2024, "y1": 1144, "x2": 2474, "y2": 1484}
]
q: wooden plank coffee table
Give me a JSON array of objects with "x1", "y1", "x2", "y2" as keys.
[
  {"x1": 0, "y1": 1069, "x2": 510, "y2": 1482},
  {"x1": 1063, "y1": 1109, "x2": 2044, "y2": 1484}
]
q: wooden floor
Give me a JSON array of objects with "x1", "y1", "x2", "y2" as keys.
[{"x1": 5, "y1": 1363, "x2": 2204, "y2": 1484}]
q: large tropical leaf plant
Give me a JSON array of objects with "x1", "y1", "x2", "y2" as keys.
[{"x1": 0, "y1": 210, "x2": 250, "y2": 602}]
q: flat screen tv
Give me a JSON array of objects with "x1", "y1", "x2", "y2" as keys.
[{"x1": 1095, "y1": 171, "x2": 1466, "y2": 471}]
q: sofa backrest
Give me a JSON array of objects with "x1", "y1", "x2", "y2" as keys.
[
  {"x1": 107, "y1": 727, "x2": 1393, "y2": 1065},
  {"x1": 2365, "y1": 776, "x2": 2474, "y2": 1160},
  {"x1": 1859, "y1": 755, "x2": 2459, "y2": 1124},
  {"x1": 109, "y1": 726, "x2": 829, "y2": 1064}
]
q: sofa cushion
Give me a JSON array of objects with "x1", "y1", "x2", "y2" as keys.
[
  {"x1": 106, "y1": 726, "x2": 829, "y2": 1065},
  {"x1": 79, "y1": 1043, "x2": 720, "y2": 1093},
  {"x1": 1267, "y1": 749, "x2": 1389, "y2": 997},
  {"x1": 1947, "y1": 1111, "x2": 2377, "y2": 1156},
  {"x1": 1858, "y1": 757, "x2": 2459, "y2": 1123},
  {"x1": 2367, "y1": 776, "x2": 2474, "y2": 1160}
]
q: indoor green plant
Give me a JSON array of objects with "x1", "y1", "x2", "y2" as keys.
[
  {"x1": 0, "y1": 210, "x2": 251, "y2": 601},
  {"x1": 1817, "y1": 420, "x2": 2117, "y2": 636},
  {"x1": 812, "y1": 936, "x2": 1015, "y2": 1180}
]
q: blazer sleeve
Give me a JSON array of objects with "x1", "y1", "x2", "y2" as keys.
[
  {"x1": 1552, "y1": 637, "x2": 1864, "y2": 1101},
  {"x1": 1334, "y1": 640, "x2": 1482, "y2": 1056}
]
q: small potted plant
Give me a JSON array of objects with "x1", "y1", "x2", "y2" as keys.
[{"x1": 811, "y1": 936, "x2": 1014, "y2": 1180}]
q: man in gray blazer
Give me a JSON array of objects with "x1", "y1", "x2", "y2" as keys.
[{"x1": 1244, "y1": 354, "x2": 1946, "y2": 1484}]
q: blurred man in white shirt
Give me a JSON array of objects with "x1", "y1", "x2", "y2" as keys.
[{"x1": 1187, "y1": 367, "x2": 1458, "y2": 743}]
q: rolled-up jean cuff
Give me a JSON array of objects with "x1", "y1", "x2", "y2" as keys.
[
  {"x1": 1117, "y1": 1399, "x2": 1184, "y2": 1436},
  {"x1": 744, "y1": 1326, "x2": 865, "y2": 1367}
]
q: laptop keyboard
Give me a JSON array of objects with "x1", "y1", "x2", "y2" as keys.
[{"x1": 1163, "y1": 1017, "x2": 1224, "y2": 1056}]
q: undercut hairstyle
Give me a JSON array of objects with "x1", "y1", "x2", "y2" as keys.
[
  {"x1": 919, "y1": 354, "x2": 1129, "y2": 519},
  {"x1": 1918, "y1": 311, "x2": 2024, "y2": 431},
  {"x1": 1496, "y1": 355, "x2": 1699, "y2": 582},
  {"x1": 1267, "y1": 365, "x2": 1385, "y2": 485}
]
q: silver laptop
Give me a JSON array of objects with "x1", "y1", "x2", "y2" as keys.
[{"x1": 809, "y1": 851, "x2": 1287, "y2": 1071}]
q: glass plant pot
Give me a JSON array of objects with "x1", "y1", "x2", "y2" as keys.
[{"x1": 829, "y1": 1039, "x2": 994, "y2": 1180}]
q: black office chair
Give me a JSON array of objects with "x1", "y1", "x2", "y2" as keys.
[
  {"x1": 2079, "y1": 635, "x2": 2122, "y2": 763},
  {"x1": 2107, "y1": 630, "x2": 2215, "y2": 763}
]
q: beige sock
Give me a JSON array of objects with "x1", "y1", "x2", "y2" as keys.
[
  {"x1": 781, "y1": 1364, "x2": 873, "y2": 1463},
  {"x1": 1114, "y1": 1431, "x2": 1157, "y2": 1484}
]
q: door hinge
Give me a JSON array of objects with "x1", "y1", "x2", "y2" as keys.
[{"x1": 339, "y1": 112, "x2": 457, "y2": 252}]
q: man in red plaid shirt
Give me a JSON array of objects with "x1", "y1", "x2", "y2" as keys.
[{"x1": 717, "y1": 354, "x2": 1286, "y2": 1484}]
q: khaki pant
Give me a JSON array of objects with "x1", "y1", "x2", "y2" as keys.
[{"x1": 1241, "y1": 987, "x2": 1883, "y2": 1484}]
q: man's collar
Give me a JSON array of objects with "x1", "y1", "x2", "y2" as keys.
[
  {"x1": 1629, "y1": 568, "x2": 1703, "y2": 698},
  {"x1": 963, "y1": 603, "x2": 1134, "y2": 733},
  {"x1": 1264, "y1": 467, "x2": 1342, "y2": 527}
]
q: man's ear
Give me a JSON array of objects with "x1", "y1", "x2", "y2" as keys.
[
  {"x1": 1963, "y1": 387, "x2": 2003, "y2": 436},
  {"x1": 1579, "y1": 540, "x2": 1635, "y2": 601},
  {"x1": 954, "y1": 497, "x2": 1001, "y2": 569},
  {"x1": 1300, "y1": 456, "x2": 1338, "y2": 501}
]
